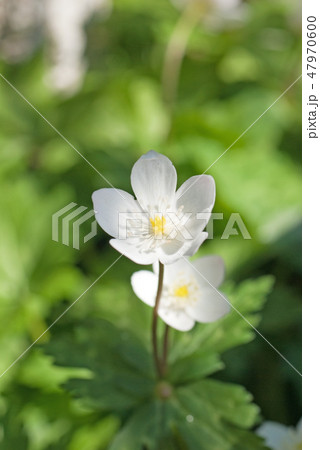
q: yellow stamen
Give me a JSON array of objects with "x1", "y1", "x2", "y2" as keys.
[
  {"x1": 150, "y1": 215, "x2": 166, "y2": 236},
  {"x1": 174, "y1": 285, "x2": 189, "y2": 298}
]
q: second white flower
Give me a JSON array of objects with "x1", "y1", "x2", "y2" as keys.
[{"x1": 131, "y1": 255, "x2": 230, "y2": 331}]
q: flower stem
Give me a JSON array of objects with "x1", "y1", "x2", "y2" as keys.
[
  {"x1": 162, "y1": 1, "x2": 208, "y2": 110},
  {"x1": 152, "y1": 262, "x2": 164, "y2": 378},
  {"x1": 161, "y1": 324, "x2": 170, "y2": 376}
]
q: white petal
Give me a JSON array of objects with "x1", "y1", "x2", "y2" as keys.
[
  {"x1": 215, "y1": 0, "x2": 241, "y2": 12},
  {"x1": 186, "y1": 288, "x2": 230, "y2": 323},
  {"x1": 130, "y1": 151, "x2": 177, "y2": 211},
  {"x1": 156, "y1": 239, "x2": 191, "y2": 265},
  {"x1": 158, "y1": 308, "x2": 195, "y2": 331},
  {"x1": 92, "y1": 188, "x2": 141, "y2": 238},
  {"x1": 184, "y1": 232, "x2": 208, "y2": 257},
  {"x1": 153, "y1": 258, "x2": 192, "y2": 285},
  {"x1": 175, "y1": 175, "x2": 215, "y2": 212},
  {"x1": 175, "y1": 175, "x2": 215, "y2": 239},
  {"x1": 192, "y1": 255, "x2": 225, "y2": 288},
  {"x1": 110, "y1": 239, "x2": 157, "y2": 265},
  {"x1": 256, "y1": 422, "x2": 290, "y2": 449},
  {"x1": 131, "y1": 271, "x2": 158, "y2": 306}
]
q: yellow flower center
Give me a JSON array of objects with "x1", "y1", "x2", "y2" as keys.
[
  {"x1": 150, "y1": 215, "x2": 166, "y2": 236},
  {"x1": 174, "y1": 285, "x2": 189, "y2": 298}
]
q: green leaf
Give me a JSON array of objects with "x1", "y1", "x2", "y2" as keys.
[
  {"x1": 109, "y1": 401, "x2": 174, "y2": 450},
  {"x1": 109, "y1": 378, "x2": 266, "y2": 450},
  {"x1": 0, "y1": 401, "x2": 28, "y2": 450},
  {"x1": 168, "y1": 351, "x2": 224, "y2": 384},
  {"x1": 169, "y1": 276, "x2": 274, "y2": 363},
  {"x1": 17, "y1": 350, "x2": 91, "y2": 393},
  {"x1": 44, "y1": 318, "x2": 155, "y2": 412},
  {"x1": 173, "y1": 379, "x2": 266, "y2": 450},
  {"x1": 211, "y1": 276, "x2": 275, "y2": 353},
  {"x1": 44, "y1": 315, "x2": 268, "y2": 449},
  {"x1": 177, "y1": 379, "x2": 260, "y2": 429},
  {"x1": 68, "y1": 416, "x2": 120, "y2": 450}
]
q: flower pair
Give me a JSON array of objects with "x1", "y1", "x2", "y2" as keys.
[{"x1": 92, "y1": 151, "x2": 230, "y2": 331}]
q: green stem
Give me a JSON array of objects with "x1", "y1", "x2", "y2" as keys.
[
  {"x1": 161, "y1": 324, "x2": 170, "y2": 376},
  {"x1": 152, "y1": 262, "x2": 164, "y2": 378},
  {"x1": 162, "y1": 1, "x2": 208, "y2": 110}
]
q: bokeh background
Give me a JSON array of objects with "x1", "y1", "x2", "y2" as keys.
[{"x1": 0, "y1": 0, "x2": 301, "y2": 448}]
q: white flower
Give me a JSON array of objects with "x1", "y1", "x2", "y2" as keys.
[
  {"x1": 92, "y1": 151, "x2": 215, "y2": 265},
  {"x1": 257, "y1": 420, "x2": 302, "y2": 450},
  {"x1": 131, "y1": 255, "x2": 230, "y2": 331},
  {"x1": 0, "y1": 0, "x2": 110, "y2": 94},
  {"x1": 0, "y1": 0, "x2": 43, "y2": 63},
  {"x1": 45, "y1": 0, "x2": 110, "y2": 94}
]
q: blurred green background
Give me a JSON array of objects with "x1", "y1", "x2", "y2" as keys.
[{"x1": 0, "y1": 0, "x2": 301, "y2": 448}]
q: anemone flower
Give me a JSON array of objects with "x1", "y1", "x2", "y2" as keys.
[
  {"x1": 131, "y1": 255, "x2": 230, "y2": 331},
  {"x1": 92, "y1": 151, "x2": 215, "y2": 265}
]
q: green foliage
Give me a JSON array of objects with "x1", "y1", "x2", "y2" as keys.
[
  {"x1": 45, "y1": 319, "x2": 154, "y2": 412},
  {"x1": 168, "y1": 276, "x2": 274, "y2": 365},
  {"x1": 68, "y1": 416, "x2": 120, "y2": 450},
  {"x1": 40, "y1": 276, "x2": 273, "y2": 448},
  {"x1": 0, "y1": 401, "x2": 29, "y2": 450},
  {"x1": 110, "y1": 380, "x2": 267, "y2": 450},
  {"x1": 0, "y1": 0, "x2": 301, "y2": 447}
]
